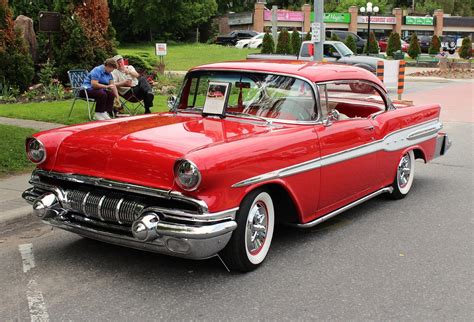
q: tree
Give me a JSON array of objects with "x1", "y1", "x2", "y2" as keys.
[
  {"x1": 408, "y1": 33, "x2": 421, "y2": 59},
  {"x1": 459, "y1": 37, "x2": 472, "y2": 59},
  {"x1": 387, "y1": 32, "x2": 402, "y2": 57},
  {"x1": 111, "y1": 0, "x2": 218, "y2": 42},
  {"x1": 290, "y1": 28, "x2": 302, "y2": 55},
  {"x1": 276, "y1": 28, "x2": 291, "y2": 54},
  {"x1": 345, "y1": 35, "x2": 357, "y2": 53},
  {"x1": 334, "y1": 0, "x2": 388, "y2": 13},
  {"x1": 428, "y1": 35, "x2": 441, "y2": 55},
  {"x1": 330, "y1": 33, "x2": 340, "y2": 41},
  {"x1": 364, "y1": 31, "x2": 379, "y2": 54},
  {"x1": 0, "y1": 0, "x2": 34, "y2": 92},
  {"x1": 261, "y1": 31, "x2": 275, "y2": 54}
]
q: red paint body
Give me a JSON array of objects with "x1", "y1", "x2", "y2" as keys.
[{"x1": 33, "y1": 61, "x2": 441, "y2": 224}]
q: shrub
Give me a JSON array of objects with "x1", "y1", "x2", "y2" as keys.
[
  {"x1": 345, "y1": 35, "x2": 357, "y2": 53},
  {"x1": 428, "y1": 35, "x2": 441, "y2": 55},
  {"x1": 261, "y1": 31, "x2": 275, "y2": 54},
  {"x1": 387, "y1": 32, "x2": 402, "y2": 57},
  {"x1": 459, "y1": 37, "x2": 472, "y2": 59},
  {"x1": 408, "y1": 33, "x2": 421, "y2": 59},
  {"x1": 364, "y1": 31, "x2": 379, "y2": 55},
  {"x1": 276, "y1": 28, "x2": 291, "y2": 54},
  {"x1": 330, "y1": 33, "x2": 340, "y2": 41},
  {"x1": 304, "y1": 31, "x2": 311, "y2": 41},
  {"x1": 124, "y1": 54, "x2": 154, "y2": 73},
  {"x1": 0, "y1": 0, "x2": 34, "y2": 92},
  {"x1": 290, "y1": 28, "x2": 302, "y2": 55}
]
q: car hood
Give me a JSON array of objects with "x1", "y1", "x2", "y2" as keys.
[{"x1": 51, "y1": 113, "x2": 271, "y2": 190}]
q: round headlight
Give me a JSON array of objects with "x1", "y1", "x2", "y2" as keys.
[
  {"x1": 174, "y1": 159, "x2": 201, "y2": 191},
  {"x1": 26, "y1": 138, "x2": 46, "y2": 164}
]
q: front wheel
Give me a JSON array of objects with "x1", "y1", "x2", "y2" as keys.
[
  {"x1": 220, "y1": 189, "x2": 275, "y2": 272},
  {"x1": 390, "y1": 150, "x2": 415, "y2": 199}
]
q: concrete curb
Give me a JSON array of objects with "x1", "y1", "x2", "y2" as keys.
[{"x1": 405, "y1": 76, "x2": 473, "y2": 83}]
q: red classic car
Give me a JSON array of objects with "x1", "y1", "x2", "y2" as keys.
[
  {"x1": 23, "y1": 61, "x2": 451, "y2": 272},
  {"x1": 378, "y1": 37, "x2": 409, "y2": 53}
]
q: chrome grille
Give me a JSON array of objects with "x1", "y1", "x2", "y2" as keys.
[{"x1": 65, "y1": 189, "x2": 145, "y2": 225}]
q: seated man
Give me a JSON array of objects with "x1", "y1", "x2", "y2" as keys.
[{"x1": 111, "y1": 55, "x2": 154, "y2": 114}]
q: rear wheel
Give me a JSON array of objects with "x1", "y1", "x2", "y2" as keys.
[
  {"x1": 220, "y1": 188, "x2": 275, "y2": 272},
  {"x1": 390, "y1": 150, "x2": 415, "y2": 199}
]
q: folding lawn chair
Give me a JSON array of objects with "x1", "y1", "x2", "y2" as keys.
[
  {"x1": 118, "y1": 90, "x2": 145, "y2": 116},
  {"x1": 67, "y1": 69, "x2": 95, "y2": 120}
]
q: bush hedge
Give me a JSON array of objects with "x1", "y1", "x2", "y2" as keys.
[
  {"x1": 408, "y1": 33, "x2": 421, "y2": 59},
  {"x1": 345, "y1": 35, "x2": 357, "y2": 53},
  {"x1": 276, "y1": 28, "x2": 291, "y2": 54},
  {"x1": 459, "y1": 37, "x2": 472, "y2": 59},
  {"x1": 261, "y1": 31, "x2": 275, "y2": 54},
  {"x1": 290, "y1": 28, "x2": 302, "y2": 55},
  {"x1": 387, "y1": 32, "x2": 401, "y2": 57},
  {"x1": 428, "y1": 35, "x2": 441, "y2": 55}
]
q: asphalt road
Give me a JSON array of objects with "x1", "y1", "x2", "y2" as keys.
[{"x1": 1, "y1": 80, "x2": 473, "y2": 320}]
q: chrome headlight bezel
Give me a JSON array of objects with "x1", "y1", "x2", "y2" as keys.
[
  {"x1": 174, "y1": 159, "x2": 201, "y2": 191},
  {"x1": 26, "y1": 137, "x2": 46, "y2": 164}
]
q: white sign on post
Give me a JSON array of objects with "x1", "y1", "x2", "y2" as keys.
[
  {"x1": 311, "y1": 22, "x2": 321, "y2": 42},
  {"x1": 155, "y1": 43, "x2": 167, "y2": 56}
]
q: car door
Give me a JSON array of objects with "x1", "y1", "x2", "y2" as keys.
[{"x1": 314, "y1": 81, "x2": 386, "y2": 212}]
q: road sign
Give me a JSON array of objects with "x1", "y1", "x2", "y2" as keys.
[
  {"x1": 311, "y1": 22, "x2": 321, "y2": 42},
  {"x1": 155, "y1": 43, "x2": 167, "y2": 56}
]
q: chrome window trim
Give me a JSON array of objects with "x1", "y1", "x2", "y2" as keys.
[
  {"x1": 232, "y1": 118, "x2": 441, "y2": 188},
  {"x1": 171, "y1": 69, "x2": 322, "y2": 124},
  {"x1": 31, "y1": 169, "x2": 210, "y2": 213}
]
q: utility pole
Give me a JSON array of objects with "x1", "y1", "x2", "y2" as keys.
[
  {"x1": 271, "y1": 5, "x2": 278, "y2": 45},
  {"x1": 312, "y1": 0, "x2": 325, "y2": 61}
]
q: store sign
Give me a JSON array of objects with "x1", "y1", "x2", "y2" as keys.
[
  {"x1": 228, "y1": 12, "x2": 253, "y2": 26},
  {"x1": 324, "y1": 13, "x2": 351, "y2": 23},
  {"x1": 405, "y1": 16, "x2": 434, "y2": 26},
  {"x1": 357, "y1": 16, "x2": 396, "y2": 25},
  {"x1": 264, "y1": 9, "x2": 304, "y2": 22},
  {"x1": 311, "y1": 12, "x2": 351, "y2": 23}
]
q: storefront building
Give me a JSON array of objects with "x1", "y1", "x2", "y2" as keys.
[{"x1": 216, "y1": 2, "x2": 474, "y2": 41}]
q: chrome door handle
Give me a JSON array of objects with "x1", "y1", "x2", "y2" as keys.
[{"x1": 364, "y1": 126, "x2": 375, "y2": 131}]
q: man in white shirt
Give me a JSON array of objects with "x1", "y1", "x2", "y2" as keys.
[{"x1": 111, "y1": 55, "x2": 154, "y2": 114}]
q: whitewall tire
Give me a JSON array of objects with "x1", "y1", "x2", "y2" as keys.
[{"x1": 390, "y1": 150, "x2": 415, "y2": 199}]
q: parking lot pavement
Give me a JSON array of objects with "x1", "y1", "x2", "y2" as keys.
[{"x1": 0, "y1": 80, "x2": 472, "y2": 320}]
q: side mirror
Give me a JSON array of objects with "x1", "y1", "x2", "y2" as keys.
[
  {"x1": 323, "y1": 109, "x2": 340, "y2": 126},
  {"x1": 167, "y1": 95, "x2": 177, "y2": 109}
]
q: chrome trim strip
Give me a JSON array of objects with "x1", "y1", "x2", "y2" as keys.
[
  {"x1": 31, "y1": 169, "x2": 209, "y2": 213},
  {"x1": 232, "y1": 119, "x2": 441, "y2": 188},
  {"x1": 115, "y1": 198, "x2": 124, "y2": 224},
  {"x1": 142, "y1": 206, "x2": 238, "y2": 222},
  {"x1": 407, "y1": 123, "x2": 443, "y2": 141},
  {"x1": 82, "y1": 192, "x2": 90, "y2": 216},
  {"x1": 292, "y1": 187, "x2": 393, "y2": 228},
  {"x1": 155, "y1": 221, "x2": 237, "y2": 239},
  {"x1": 97, "y1": 195, "x2": 106, "y2": 221}
]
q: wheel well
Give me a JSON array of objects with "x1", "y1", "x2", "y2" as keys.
[
  {"x1": 263, "y1": 183, "x2": 300, "y2": 225},
  {"x1": 413, "y1": 148, "x2": 426, "y2": 162}
]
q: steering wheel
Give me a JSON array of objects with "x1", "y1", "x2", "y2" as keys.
[{"x1": 270, "y1": 99, "x2": 314, "y2": 121}]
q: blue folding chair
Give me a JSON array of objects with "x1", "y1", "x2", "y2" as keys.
[{"x1": 67, "y1": 70, "x2": 95, "y2": 120}]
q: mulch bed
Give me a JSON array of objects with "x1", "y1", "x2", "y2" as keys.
[{"x1": 408, "y1": 69, "x2": 474, "y2": 79}]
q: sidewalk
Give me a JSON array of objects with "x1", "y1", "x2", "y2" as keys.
[{"x1": 0, "y1": 117, "x2": 64, "y2": 225}]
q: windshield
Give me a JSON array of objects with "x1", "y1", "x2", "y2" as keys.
[
  {"x1": 175, "y1": 71, "x2": 316, "y2": 121},
  {"x1": 333, "y1": 42, "x2": 354, "y2": 56}
]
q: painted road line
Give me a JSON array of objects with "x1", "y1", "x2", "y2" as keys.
[{"x1": 19, "y1": 244, "x2": 50, "y2": 322}]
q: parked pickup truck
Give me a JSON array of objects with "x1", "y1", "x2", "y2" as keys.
[{"x1": 248, "y1": 41, "x2": 384, "y2": 73}]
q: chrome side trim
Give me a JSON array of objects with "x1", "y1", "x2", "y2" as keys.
[
  {"x1": 31, "y1": 169, "x2": 209, "y2": 213},
  {"x1": 142, "y1": 206, "x2": 238, "y2": 223},
  {"x1": 407, "y1": 123, "x2": 443, "y2": 141},
  {"x1": 232, "y1": 119, "x2": 441, "y2": 188},
  {"x1": 292, "y1": 187, "x2": 393, "y2": 228}
]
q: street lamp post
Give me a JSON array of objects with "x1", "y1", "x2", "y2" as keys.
[{"x1": 360, "y1": 2, "x2": 379, "y2": 55}]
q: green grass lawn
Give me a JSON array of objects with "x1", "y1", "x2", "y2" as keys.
[
  {"x1": 0, "y1": 95, "x2": 170, "y2": 125},
  {"x1": 0, "y1": 124, "x2": 37, "y2": 176},
  {"x1": 118, "y1": 43, "x2": 259, "y2": 71}
]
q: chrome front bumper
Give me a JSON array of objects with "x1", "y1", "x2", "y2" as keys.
[
  {"x1": 22, "y1": 170, "x2": 238, "y2": 260},
  {"x1": 434, "y1": 132, "x2": 452, "y2": 158}
]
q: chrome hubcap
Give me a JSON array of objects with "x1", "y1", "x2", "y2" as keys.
[
  {"x1": 397, "y1": 154, "x2": 411, "y2": 188},
  {"x1": 246, "y1": 201, "x2": 268, "y2": 255}
]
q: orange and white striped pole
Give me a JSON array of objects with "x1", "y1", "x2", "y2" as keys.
[
  {"x1": 397, "y1": 60, "x2": 406, "y2": 100},
  {"x1": 376, "y1": 61, "x2": 384, "y2": 83}
]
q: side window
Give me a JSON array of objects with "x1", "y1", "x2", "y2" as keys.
[{"x1": 318, "y1": 81, "x2": 387, "y2": 120}]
